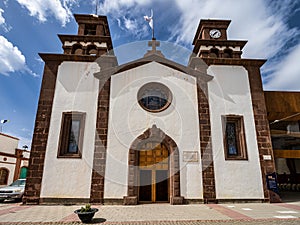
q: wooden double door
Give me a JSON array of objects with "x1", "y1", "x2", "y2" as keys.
[{"x1": 138, "y1": 142, "x2": 169, "y2": 203}]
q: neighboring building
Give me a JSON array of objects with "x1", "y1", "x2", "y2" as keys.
[
  {"x1": 265, "y1": 92, "x2": 300, "y2": 190},
  {"x1": 0, "y1": 133, "x2": 29, "y2": 186},
  {"x1": 24, "y1": 14, "x2": 278, "y2": 205}
]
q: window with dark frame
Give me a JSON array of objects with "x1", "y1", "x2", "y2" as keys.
[
  {"x1": 58, "y1": 112, "x2": 86, "y2": 158},
  {"x1": 84, "y1": 24, "x2": 97, "y2": 35},
  {"x1": 222, "y1": 115, "x2": 248, "y2": 160}
]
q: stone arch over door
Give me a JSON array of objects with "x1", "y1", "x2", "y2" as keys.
[{"x1": 123, "y1": 125, "x2": 184, "y2": 205}]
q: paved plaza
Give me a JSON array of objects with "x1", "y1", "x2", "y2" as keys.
[{"x1": 0, "y1": 200, "x2": 300, "y2": 225}]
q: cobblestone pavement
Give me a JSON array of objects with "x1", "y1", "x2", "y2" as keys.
[
  {"x1": 0, "y1": 202, "x2": 299, "y2": 225},
  {"x1": 0, "y1": 220, "x2": 300, "y2": 225}
]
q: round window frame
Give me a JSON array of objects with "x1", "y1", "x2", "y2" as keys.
[{"x1": 137, "y1": 82, "x2": 172, "y2": 113}]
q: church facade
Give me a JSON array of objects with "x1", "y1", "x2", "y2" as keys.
[{"x1": 23, "y1": 14, "x2": 277, "y2": 205}]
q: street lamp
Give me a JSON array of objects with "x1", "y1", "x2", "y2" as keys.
[{"x1": 0, "y1": 119, "x2": 10, "y2": 133}]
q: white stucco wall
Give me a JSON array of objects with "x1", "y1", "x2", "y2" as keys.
[
  {"x1": 207, "y1": 65, "x2": 264, "y2": 199},
  {"x1": 104, "y1": 62, "x2": 203, "y2": 200},
  {"x1": 40, "y1": 62, "x2": 100, "y2": 199},
  {"x1": 0, "y1": 134, "x2": 19, "y2": 155},
  {"x1": 0, "y1": 134, "x2": 19, "y2": 185}
]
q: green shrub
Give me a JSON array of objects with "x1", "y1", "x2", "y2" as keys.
[{"x1": 80, "y1": 204, "x2": 92, "y2": 212}]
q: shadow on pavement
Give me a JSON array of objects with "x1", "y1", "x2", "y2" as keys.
[
  {"x1": 280, "y1": 191, "x2": 300, "y2": 203},
  {"x1": 89, "y1": 218, "x2": 106, "y2": 224}
]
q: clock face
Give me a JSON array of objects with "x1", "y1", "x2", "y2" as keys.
[{"x1": 209, "y1": 29, "x2": 221, "y2": 39}]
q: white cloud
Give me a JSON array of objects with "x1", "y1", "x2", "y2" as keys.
[
  {"x1": 0, "y1": 36, "x2": 26, "y2": 75},
  {"x1": 0, "y1": 8, "x2": 5, "y2": 25},
  {"x1": 16, "y1": 0, "x2": 78, "y2": 26},
  {"x1": 0, "y1": 36, "x2": 37, "y2": 77},
  {"x1": 0, "y1": 8, "x2": 11, "y2": 32},
  {"x1": 99, "y1": 0, "x2": 151, "y2": 15},
  {"x1": 98, "y1": 0, "x2": 152, "y2": 38},
  {"x1": 264, "y1": 44, "x2": 300, "y2": 90},
  {"x1": 124, "y1": 17, "x2": 138, "y2": 31}
]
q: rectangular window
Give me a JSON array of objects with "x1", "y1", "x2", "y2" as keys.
[
  {"x1": 58, "y1": 112, "x2": 86, "y2": 158},
  {"x1": 84, "y1": 24, "x2": 97, "y2": 35},
  {"x1": 222, "y1": 115, "x2": 248, "y2": 160}
]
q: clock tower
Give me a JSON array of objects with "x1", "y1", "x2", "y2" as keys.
[
  {"x1": 192, "y1": 19, "x2": 247, "y2": 59},
  {"x1": 190, "y1": 19, "x2": 278, "y2": 203}
]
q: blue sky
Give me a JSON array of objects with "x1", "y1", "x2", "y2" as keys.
[{"x1": 0, "y1": 0, "x2": 300, "y2": 149}]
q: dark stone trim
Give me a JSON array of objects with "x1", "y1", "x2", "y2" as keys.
[
  {"x1": 124, "y1": 125, "x2": 184, "y2": 205},
  {"x1": 58, "y1": 35, "x2": 113, "y2": 50},
  {"x1": 197, "y1": 80, "x2": 217, "y2": 203},
  {"x1": 39, "y1": 53, "x2": 98, "y2": 62},
  {"x1": 89, "y1": 55, "x2": 118, "y2": 204},
  {"x1": 245, "y1": 64, "x2": 277, "y2": 202},
  {"x1": 202, "y1": 58, "x2": 266, "y2": 67},
  {"x1": 90, "y1": 79, "x2": 111, "y2": 204},
  {"x1": 193, "y1": 40, "x2": 247, "y2": 55},
  {"x1": 74, "y1": 14, "x2": 112, "y2": 37},
  {"x1": 23, "y1": 60, "x2": 61, "y2": 205},
  {"x1": 217, "y1": 199, "x2": 266, "y2": 204},
  {"x1": 40, "y1": 198, "x2": 90, "y2": 205},
  {"x1": 13, "y1": 149, "x2": 23, "y2": 181},
  {"x1": 123, "y1": 196, "x2": 138, "y2": 205},
  {"x1": 103, "y1": 199, "x2": 124, "y2": 205},
  {"x1": 184, "y1": 199, "x2": 205, "y2": 204},
  {"x1": 0, "y1": 152, "x2": 19, "y2": 158}
]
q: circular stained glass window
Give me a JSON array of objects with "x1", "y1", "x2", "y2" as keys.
[{"x1": 137, "y1": 82, "x2": 172, "y2": 112}]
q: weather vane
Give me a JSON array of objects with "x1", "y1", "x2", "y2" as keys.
[{"x1": 144, "y1": 9, "x2": 154, "y2": 40}]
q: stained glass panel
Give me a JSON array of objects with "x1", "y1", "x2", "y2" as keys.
[
  {"x1": 138, "y1": 83, "x2": 172, "y2": 112},
  {"x1": 68, "y1": 120, "x2": 80, "y2": 153},
  {"x1": 226, "y1": 122, "x2": 238, "y2": 155}
]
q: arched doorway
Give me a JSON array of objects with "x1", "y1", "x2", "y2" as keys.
[
  {"x1": 139, "y1": 142, "x2": 169, "y2": 202},
  {"x1": 0, "y1": 168, "x2": 9, "y2": 185},
  {"x1": 124, "y1": 125, "x2": 184, "y2": 205}
]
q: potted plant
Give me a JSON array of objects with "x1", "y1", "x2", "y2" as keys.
[{"x1": 74, "y1": 203, "x2": 99, "y2": 223}]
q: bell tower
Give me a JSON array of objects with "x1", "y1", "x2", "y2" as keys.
[
  {"x1": 58, "y1": 14, "x2": 113, "y2": 57},
  {"x1": 192, "y1": 19, "x2": 247, "y2": 59},
  {"x1": 23, "y1": 14, "x2": 114, "y2": 205}
]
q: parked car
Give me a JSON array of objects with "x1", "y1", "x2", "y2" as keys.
[{"x1": 0, "y1": 179, "x2": 26, "y2": 202}]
